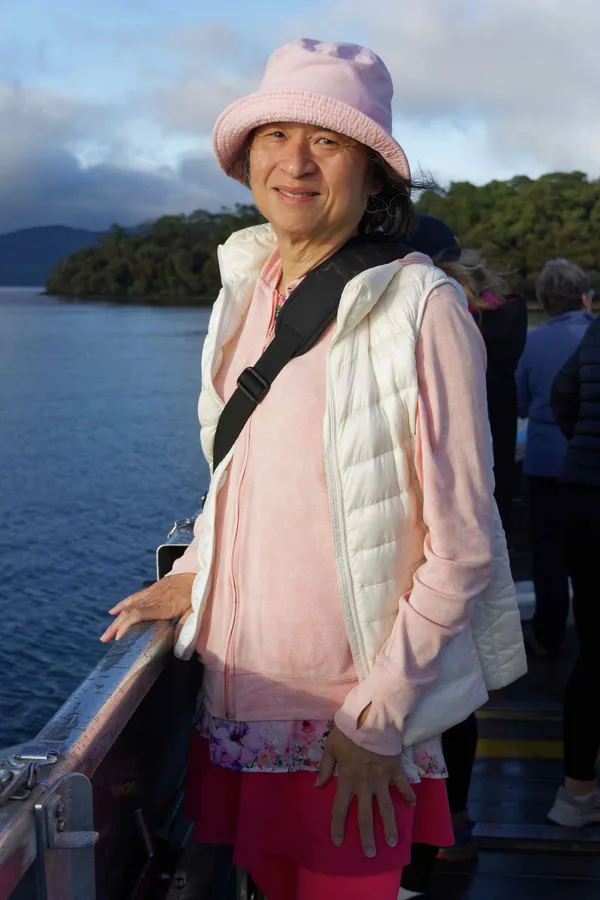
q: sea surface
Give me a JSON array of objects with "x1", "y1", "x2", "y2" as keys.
[{"x1": 0, "y1": 288, "x2": 211, "y2": 747}]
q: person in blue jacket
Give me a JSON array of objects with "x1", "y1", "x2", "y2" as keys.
[{"x1": 516, "y1": 258, "x2": 594, "y2": 655}]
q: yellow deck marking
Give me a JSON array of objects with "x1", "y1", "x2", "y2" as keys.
[
  {"x1": 477, "y1": 709, "x2": 561, "y2": 723},
  {"x1": 476, "y1": 739, "x2": 562, "y2": 759}
]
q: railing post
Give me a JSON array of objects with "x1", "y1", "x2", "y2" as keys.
[{"x1": 34, "y1": 773, "x2": 98, "y2": 899}]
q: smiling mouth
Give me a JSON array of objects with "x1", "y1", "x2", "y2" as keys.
[{"x1": 274, "y1": 188, "x2": 320, "y2": 199}]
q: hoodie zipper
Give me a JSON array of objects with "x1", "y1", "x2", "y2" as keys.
[
  {"x1": 223, "y1": 437, "x2": 249, "y2": 719},
  {"x1": 223, "y1": 289, "x2": 280, "y2": 718},
  {"x1": 222, "y1": 264, "x2": 401, "y2": 702}
]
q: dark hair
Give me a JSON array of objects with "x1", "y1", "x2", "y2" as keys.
[
  {"x1": 360, "y1": 151, "x2": 435, "y2": 239},
  {"x1": 240, "y1": 137, "x2": 434, "y2": 240}
]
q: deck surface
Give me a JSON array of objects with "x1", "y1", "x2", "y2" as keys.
[{"x1": 430, "y1": 616, "x2": 600, "y2": 899}]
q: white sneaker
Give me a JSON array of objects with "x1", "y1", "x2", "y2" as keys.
[{"x1": 548, "y1": 786, "x2": 600, "y2": 827}]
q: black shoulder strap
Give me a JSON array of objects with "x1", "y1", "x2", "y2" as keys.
[{"x1": 212, "y1": 234, "x2": 412, "y2": 471}]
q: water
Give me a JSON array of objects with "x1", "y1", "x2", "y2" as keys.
[{"x1": 0, "y1": 289, "x2": 211, "y2": 747}]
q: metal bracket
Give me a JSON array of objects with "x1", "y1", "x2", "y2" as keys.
[
  {"x1": 35, "y1": 772, "x2": 99, "y2": 899},
  {"x1": 0, "y1": 747, "x2": 60, "y2": 805},
  {"x1": 167, "y1": 518, "x2": 195, "y2": 540}
]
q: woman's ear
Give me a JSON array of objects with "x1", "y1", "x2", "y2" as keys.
[
  {"x1": 368, "y1": 176, "x2": 383, "y2": 197},
  {"x1": 364, "y1": 156, "x2": 383, "y2": 199}
]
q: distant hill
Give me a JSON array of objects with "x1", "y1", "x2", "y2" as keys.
[
  {"x1": 0, "y1": 226, "x2": 102, "y2": 286},
  {"x1": 45, "y1": 208, "x2": 265, "y2": 303}
]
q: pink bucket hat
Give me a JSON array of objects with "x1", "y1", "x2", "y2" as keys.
[{"x1": 213, "y1": 38, "x2": 410, "y2": 184}]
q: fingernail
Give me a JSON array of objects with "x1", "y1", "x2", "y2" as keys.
[
  {"x1": 387, "y1": 836, "x2": 397, "y2": 847},
  {"x1": 332, "y1": 836, "x2": 342, "y2": 847},
  {"x1": 365, "y1": 847, "x2": 376, "y2": 858}
]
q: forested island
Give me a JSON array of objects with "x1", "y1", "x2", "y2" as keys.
[{"x1": 45, "y1": 172, "x2": 600, "y2": 304}]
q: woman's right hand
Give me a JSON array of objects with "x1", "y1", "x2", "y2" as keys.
[{"x1": 100, "y1": 572, "x2": 196, "y2": 644}]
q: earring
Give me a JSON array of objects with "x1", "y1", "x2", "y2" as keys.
[{"x1": 365, "y1": 194, "x2": 386, "y2": 214}]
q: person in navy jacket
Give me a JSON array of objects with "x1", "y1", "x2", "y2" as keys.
[
  {"x1": 516, "y1": 258, "x2": 593, "y2": 655},
  {"x1": 545, "y1": 312, "x2": 600, "y2": 827}
]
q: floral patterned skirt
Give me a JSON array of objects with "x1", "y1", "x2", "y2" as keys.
[{"x1": 197, "y1": 704, "x2": 448, "y2": 782}]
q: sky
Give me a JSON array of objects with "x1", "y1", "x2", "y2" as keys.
[{"x1": 1, "y1": 0, "x2": 599, "y2": 234}]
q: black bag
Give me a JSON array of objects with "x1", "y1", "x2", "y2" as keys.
[{"x1": 212, "y1": 234, "x2": 412, "y2": 471}]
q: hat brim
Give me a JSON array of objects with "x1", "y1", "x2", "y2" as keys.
[{"x1": 212, "y1": 89, "x2": 411, "y2": 184}]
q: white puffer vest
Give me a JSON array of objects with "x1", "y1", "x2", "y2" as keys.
[{"x1": 175, "y1": 224, "x2": 526, "y2": 746}]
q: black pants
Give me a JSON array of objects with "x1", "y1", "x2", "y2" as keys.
[
  {"x1": 529, "y1": 475, "x2": 571, "y2": 651},
  {"x1": 562, "y1": 484, "x2": 600, "y2": 781},
  {"x1": 400, "y1": 714, "x2": 478, "y2": 893}
]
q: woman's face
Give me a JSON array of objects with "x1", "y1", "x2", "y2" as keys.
[{"x1": 248, "y1": 123, "x2": 370, "y2": 244}]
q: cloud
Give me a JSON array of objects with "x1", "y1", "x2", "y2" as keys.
[
  {"x1": 0, "y1": 83, "x2": 248, "y2": 234},
  {"x1": 153, "y1": 24, "x2": 266, "y2": 134},
  {"x1": 288, "y1": 0, "x2": 600, "y2": 176},
  {"x1": 154, "y1": 70, "x2": 257, "y2": 135},
  {"x1": 146, "y1": 2, "x2": 600, "y2": 184},
  {"x1": 3, "y1": 1, "x2": 600, "y2": 233}
]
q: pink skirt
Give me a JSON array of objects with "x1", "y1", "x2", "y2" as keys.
[{"x1": 184, "y1": 731, "x2": 454, "y2": 878}]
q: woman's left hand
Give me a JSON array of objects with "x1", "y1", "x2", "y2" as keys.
[{"x1": 316, "y1": 726, "x2": 416, "y2": 858}]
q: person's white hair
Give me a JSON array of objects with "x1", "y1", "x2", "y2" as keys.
[{"x1": 536, "y1": 258, "x2": 590, "y2": 316}]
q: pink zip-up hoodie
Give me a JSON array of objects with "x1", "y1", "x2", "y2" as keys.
[{"x1": 171, "y1": 249, "x2": 495, "y2": 755}]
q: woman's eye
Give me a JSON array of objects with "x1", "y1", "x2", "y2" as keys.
[
  {"x1": 317, "y1": 137, "x2": 336, "y2": 145},
  {"x1": 268, "y1": 131, "x2": 285, "y2": 139}
]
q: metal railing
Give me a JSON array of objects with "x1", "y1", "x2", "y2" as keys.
[
  {"x1": 1, "y1": 518, "x2": 202, "y2": 900},
  {"x1": 0, "y1": 619, "x2": 176, "y2": 900}
]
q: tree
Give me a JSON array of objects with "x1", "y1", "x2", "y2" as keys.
[
  {"x1": 46, "y1": 174, "x2": 600, "y2": 305},
  {"x1": 45, "y1": 205, "x2": 266, "y2": 305},
  {"x1": 418, "y1": 171, "x2": 600, "y2": 300}
]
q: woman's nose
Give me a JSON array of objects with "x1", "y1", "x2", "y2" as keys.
[{"x1": 278, "y1": 145, "x2": 317, "y2": 179}]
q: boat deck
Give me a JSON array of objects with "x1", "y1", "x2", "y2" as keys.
[{"x1": 430, "y1": 621, "x2": 600, "y2": 899}]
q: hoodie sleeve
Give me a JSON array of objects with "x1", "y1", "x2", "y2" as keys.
[{"x1": 334, "y1": 285, "x2": 494, "y2": 755}]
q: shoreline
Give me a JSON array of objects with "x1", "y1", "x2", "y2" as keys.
[
  {"x1": 42, "y1": 290, "x2": 214, "y2": 307},
  {"x1": 5, "y1": 289, "x2": 597, "y2": 313}
]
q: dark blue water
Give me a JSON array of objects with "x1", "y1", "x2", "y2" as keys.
[{"x1": 0, "y1": 289, "x2": 211, "y2": 747}]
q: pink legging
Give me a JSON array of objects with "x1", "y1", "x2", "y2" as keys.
[{"x1": 251, "y1": 855, "x2": 402, "y2": 900}]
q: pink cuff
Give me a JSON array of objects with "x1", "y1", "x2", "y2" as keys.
[{"x1": 334, "y1": 663, "x2": 417, "y2": 756}]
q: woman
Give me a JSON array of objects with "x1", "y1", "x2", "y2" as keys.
[
  {"x1": 101, "y1": 39, "x2": 525, "y2": 900},
  {"x1": 516, "y1": 259, "x2": 594, "y2": 655},
  {"x1": 400, "y1": 217, "x2": 527, "y2": 897},
  {"x1": 548, "y1": 314, "x2": 600, "y2": 827}
]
